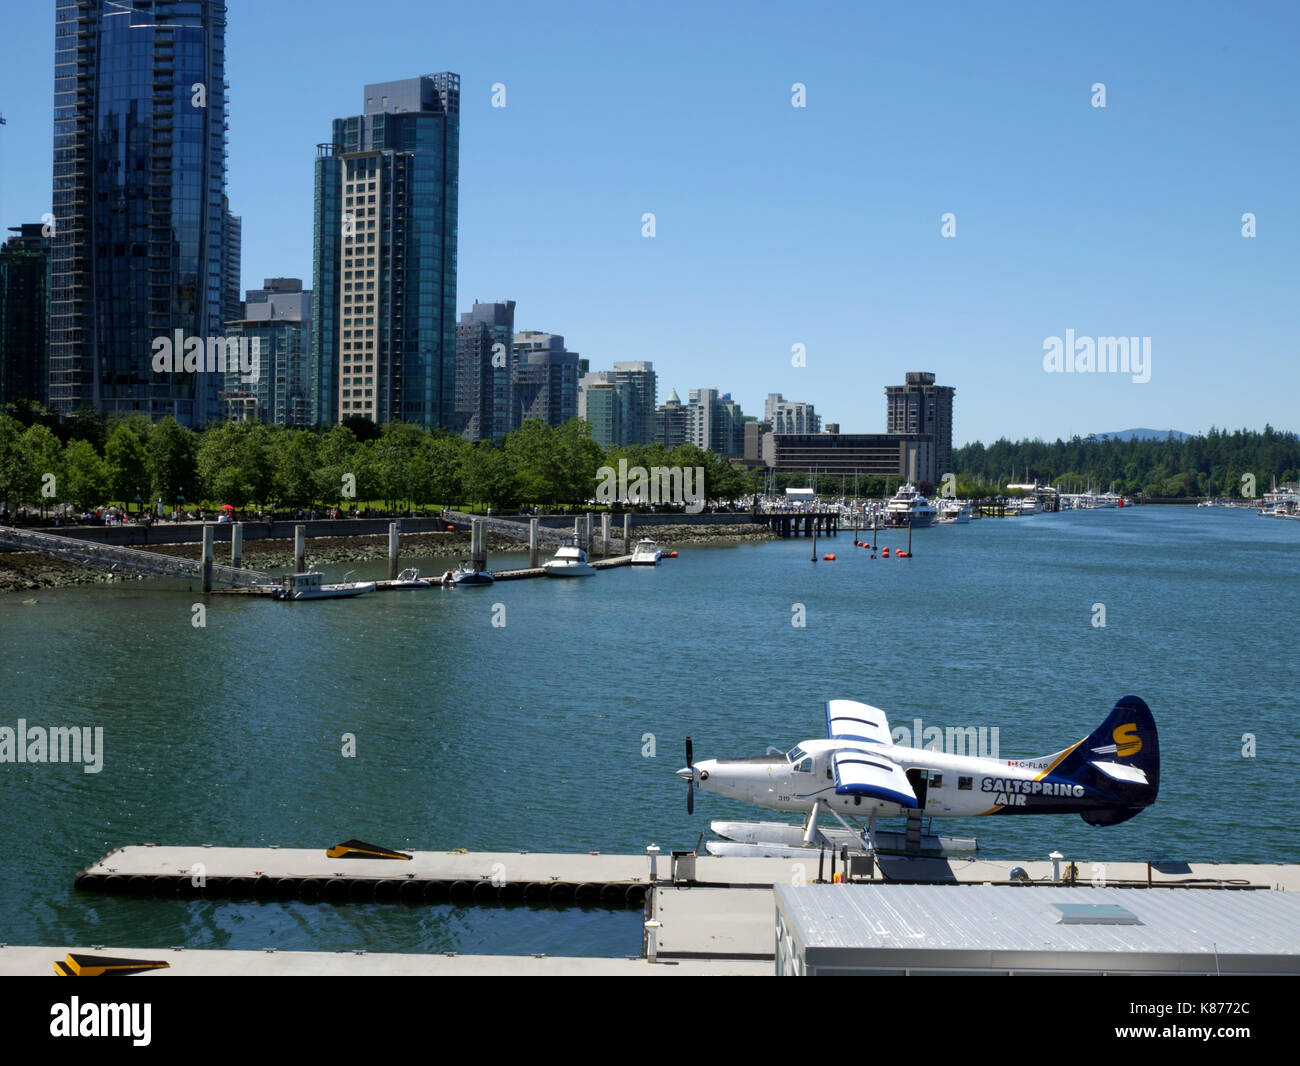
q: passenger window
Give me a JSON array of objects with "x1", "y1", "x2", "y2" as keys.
[
  {"x1": 931, "y1": 773, "x2": 943, "y2": 788},
  {"x1": 958, "y1": 776, "x2": 972, "y2": 791}
]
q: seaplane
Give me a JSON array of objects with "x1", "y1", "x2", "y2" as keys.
[{"x1": 676, "y1": 695, "x2": 1159, "y2": 857}]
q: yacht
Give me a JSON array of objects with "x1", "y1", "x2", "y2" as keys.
[
  {"x1": 1009, "y1": 495, "x2": 1039, "y2": 516},
  {"x1": 884, "y1": 483, "x2": 937, "y2": 528},
  {"x1": 273, "y1": 570, "x2": 375, "y2": 600},
  {"x1": 543, "y1": 540, "x2": 596, "y2": 578},
  {"x1": 936, "y1": 501, "x2": 971, "y2": 524},
  {"x1": 630, "y1": 538, "x2": 663, "y2": 566}
]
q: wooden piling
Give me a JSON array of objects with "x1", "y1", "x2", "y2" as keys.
[
  {"x1": 388, "y1": 522, "x2": 400, "y2": 580},
  {"x1": 601, "y1": 513, "x2": 610, "y2": 558},
  {"x1": 231, "y1": 522, "x2": 243, "y2": 569},
  {"x1": 294, "y1": 524, "x2": 306, "y2": 573},
  {"x1": 623, "y1": 513, "x2": 631, "y2": 553},
  {"x1": 201, "y1": 524, "x2": 213, "y2": 594},
  {"x1": 529, "y1": 518, "x2": 539, "y2": 568}
]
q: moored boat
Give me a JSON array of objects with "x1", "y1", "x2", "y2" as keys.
[
  {"x1": 543, "y1": 540, "x2": 596, "y2": 577},
  {"x1": 273, "y1": 570, "x2": 375, "y2": 600}
]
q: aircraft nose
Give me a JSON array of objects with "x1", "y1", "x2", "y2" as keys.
[{"x1": 675, "y1": 766, "x2": 695, "y2": 782}]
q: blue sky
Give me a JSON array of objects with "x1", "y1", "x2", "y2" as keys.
[{"x1": 2, "y1": 0, "x2": 1296, "y2": 445}]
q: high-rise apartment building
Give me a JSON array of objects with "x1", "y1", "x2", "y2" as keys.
[
  {"x1": 0, "y1": 225, "x2": 51, "y2": 409},
  {"x1": 885, "y1": 371, "x2": 954, "y2": 485},
  {"x1": 512, "y1": 331, "x2": 579, "y2": 428},
  {"x1": 687, "y1": 387, "x2": 746, "y2": 456},
  {"x1": 655, "y1": 388, "x2": 688, "y2": 448},
  {"x1": 455, "y1": 299, "x2": 514, "y2": 442},
  {"x1": 312, "y1": 75, "x2": 460, "y2": 427},
  {"x1": 764, "y1": 392, "x2": 821, "y2": 435},
  {"x1": 223, "y1": 278, "x2": 311, "y2": 427},
  {"x1": 50, "y1": 0, "x2": 234, "y2": 426},
  {"x1": 610, "y1": 361, "x2": 656, "y2": 444},
  {"x1": 577, "y1": 372, "x2": 623, "y2": 447}
]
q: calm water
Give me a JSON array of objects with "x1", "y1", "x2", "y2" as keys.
[{"x1": 1, "y1": 507, "x2": 1296, "y2": 957}]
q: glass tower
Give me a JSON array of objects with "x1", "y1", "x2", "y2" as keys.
[
  {"x1": 50, "y1": 0, "x2": 231, "y2": 427},
  {"x1": 312, "y1": 75, "x2": 460, "y2": 428}
]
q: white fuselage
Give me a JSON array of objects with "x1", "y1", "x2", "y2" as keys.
[{"x1": 691, "y1": 739, "x2": 1078, "y2": 819}]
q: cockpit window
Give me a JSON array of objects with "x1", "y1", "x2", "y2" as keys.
[
  {"x1": 793, "y1": 757, "x2": 813, "y2": 773},
  {"x1": 787, "y1": 746, "x2": 807, "y2": 763}
]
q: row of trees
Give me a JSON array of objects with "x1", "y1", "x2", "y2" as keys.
[
  {"x1": 0, "y1": 413, "x2": 754, "y2": 514},
  {"x1": 955, "y1": 428, "x2": 1300, "y2": 498},
  {"x1": 5, "y1": 409, "x2": 1296, "y2": 515}
]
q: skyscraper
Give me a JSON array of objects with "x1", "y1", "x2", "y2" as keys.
[
  {"x1": 885, "y1": 371, "x2": 954, "y2": 485},
  {"x1": 312, "y1": 75, "x2": 460, "y2": 427},
  {"x1": 50, "y1": 0, "x2": 233, "y2": 427},
  {"x1": 0, "y1": 225, "x2": 51, "y2": 409},
  {"x1": 455, "y1": 299, "x2": 514, "y2": 442}
]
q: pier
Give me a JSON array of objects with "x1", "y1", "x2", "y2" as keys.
[{"x1": 754, "y1": 511, "x2": 840, "y2": 538}]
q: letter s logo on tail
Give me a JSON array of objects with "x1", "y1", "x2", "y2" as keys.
[{"x1": 1112, "y1": 723, "x2": 1142, "y2": 758}]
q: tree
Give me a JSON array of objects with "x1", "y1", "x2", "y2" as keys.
[
  {"x1": 105, "y1": 424, "x2": 149, "y2": 512},
  {"x1": 62, "y1": 439, "x2": 111, "y2": 509},
  {"x1": 21, "y1": 423, "x2": 63, "y2": 515},
  {"x1": 147, "y1": 418, "x2": 198, "y2": 511},
  {"x1": 270, "y1": 430, "x2": 320, "y2": 508},
  {"x1": 0, "y1": 416, "x2": 38, "y2": 513}
]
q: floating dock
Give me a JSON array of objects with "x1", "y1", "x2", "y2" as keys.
[
  {"x1": 0, "y1": 945, "x2": 770, "y2": 977},
  {"x1": 45, "y1": 844, "x2": 1300, "y2": 974}
]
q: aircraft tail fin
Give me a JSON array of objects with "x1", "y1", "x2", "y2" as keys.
[{"x1": 1055, "y1": 695, "x2": 1159, "y2": 825}]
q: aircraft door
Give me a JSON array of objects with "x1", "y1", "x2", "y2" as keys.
[{"x1": 906, "y1": 768, "x2": 929, "y2": 810}]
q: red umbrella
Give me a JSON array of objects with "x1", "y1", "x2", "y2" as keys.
[{"x1": 219, "y1": 504, "x2": 235, "y2": 511}]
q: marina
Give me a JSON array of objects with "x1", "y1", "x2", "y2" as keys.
[{"x1": 2, "y1": 506, "x2": 1298, "y2": 964}]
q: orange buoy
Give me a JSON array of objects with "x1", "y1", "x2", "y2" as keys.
[
  {"x1": 897, "y1": 550, "x2": 910, "y2": 558},
  {"x1": 667, "y1": 550, "x2": 678, "y2": 558},
  {"x1": 823, "y1": 553, "x2": 835, "y2": 561},
  {"x1": 445, "y1": 524, "x2": 455, "y2": 532},
  {"x1": 881, "y1": 548, "x2": 891, "y2": 557}
]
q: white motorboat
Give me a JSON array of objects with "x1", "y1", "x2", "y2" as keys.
[
  {"x1": 273, "y1": 570, "x2": 375, "y2": 600},
  {"x1": 630, "y1": 538, "x2": 662, "y2": 566},
  {"x1": 443, "y1": 563, "x2": 494, "y2": 586},
  {"x1": 884, "y1": 483, "x2": 937, "y2": 528},
  {"x1": 937, "y1": 501, "x2": 971, "y2": 524},
  {"x1": 543, "y1": 540, "x2": 596, "y2": 577},
  {"x1": 388, "y1": 567, "x2": 434, "y2": 588}
]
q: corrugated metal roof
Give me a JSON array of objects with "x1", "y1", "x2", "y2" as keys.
[{"x1": 777, "y1": 883, "x2": 1300, "y2": 959}]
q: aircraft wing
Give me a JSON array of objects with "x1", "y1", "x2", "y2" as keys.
[
  {"x1": 830, "y1": 747, "x2": 918, "y2": 807},
  {"x1": 826, "y1": 699, "x2": 893, "y2": 745}
]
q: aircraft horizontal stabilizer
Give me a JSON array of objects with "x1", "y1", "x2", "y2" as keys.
[{"x1": 1090, "y1": 760, "x2": 1148, "y2": 785}]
